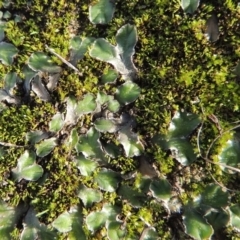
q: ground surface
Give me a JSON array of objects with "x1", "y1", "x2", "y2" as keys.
[{"x1": 1, "y1": 0, "x2": 240, "y2": 239}]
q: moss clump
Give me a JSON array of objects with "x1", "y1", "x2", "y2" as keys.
[
  {"x1": 0, "y1": 105, "x2": 33, "y2": 144},
  {"x1": 1, "y1": 0, "x2": 240, "y2": 238},
  {"x1": 31, "y1": 147, "x2": 80, "y2": 224}
]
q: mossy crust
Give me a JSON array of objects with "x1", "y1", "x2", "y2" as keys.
[{"x1": 0, "y1": 0, "x2": 240, "y2": 238}]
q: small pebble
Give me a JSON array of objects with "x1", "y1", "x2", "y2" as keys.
[{"x1": 205, "y1": 13, "x2": 220, "y2": 42}]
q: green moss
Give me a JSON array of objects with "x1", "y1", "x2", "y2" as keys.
[
  {"x1": 148, "y1": 201, "x2": 171, "y2": 238},
  {"x1": 32, "y1": 154, "x2": 80, "y2": 224},
  {"x1": 0, "y1": 106, "x2": 32, "y2": 144},
  {"x1": 1, "y1": 0, "x2": 240, "y2": 238},
  {"x1": 110, "y1": 155, "x2": 137, "y2": 173}
]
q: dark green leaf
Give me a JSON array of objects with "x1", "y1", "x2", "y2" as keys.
[
  {"x1": 69, "y1": 36, "x2": 95, "y2": 65},
  {"x1": 118, "y1": 185, "x2": 146, "y2": 208},
  {"x1": 26, "y1": 131, "x2": 49, "y2": 144},
  {"x1": 94, "y1": 118, "x2": 117, "y2": 133},
  {"x1": 4, "y1": 72, "x2": 19, "y2": 94},
  {"x1": 49, "y1": 112, "x2": 64, "y2": 132},
  {"x1": 204, "y1": 208, "x2": 229, "y2": 231},
  {"x1": 217, "y1": 132, "x2": 240, "y2": 174},
  {"x1": 74, "y1": 154, "x2": 98, "y2": 176},
  {"x1": 102, "y1": 141, "x2": 120, "y2": 158},
  {"x1": 183, "y1": 207, "x2": 213, "y2": 240},
  {"x1": 90, "y1": 38, "x2": 117, "y2": 62},
  {"x1": 89, "y1": 0, "x2": 116, "y2": 24},
  {"x1": 149, "y1": 178, "x2": 172, "y2": 201},
  {"x1": 0, "y1": 42, "x2": 18, "y2": 65},
  {"x1": 68, "y1": 206, "x2": 86, "y2": 240},
  {"x1": 85, "y1": 211, "x2": 107, "y2": 232},
  {"x1": 75, "y1": 94, "x2": 97, "y2": 115},
  {"x1": 0, "y1": 201, "x2": 27, "y2": 239},
  {"x1": 28, "y1": 52, "x2": 61, "y2": 73},
  {"x1": 101, "y1": 69, "x2": 118, "y2": 84},
  {"x1": 195, "y1": 184, "x2": 228, "y2": 208},
  {"x1": 107, "y1": 221, "x2": 125, "y2": 240},
  {"x1": 52, "y1": 212, "x2": 72, "y2": 233},
  {"x1": 167, "y1": 111, "x2": 201, "y2": 139},
  {"x1": 21, "y1": 207, "x2": 56, "y2": 240},
  {"x1": 168, "y1": 138, "x2": 197, "y2": 165},
  {"x1": 115, "y1": 81, "x2": 141, "y2": 105},
  {"x1": 181, "y1": 0, "x2": 200, "y2": 14},
  {"x1": 77, "y1": 185, "x2": 103, "y2": 207},
  {"x1": 76, "y1": 127, "x2": 106, "y2": 161},
  {"x1": 94, "y1": 168, "x2": 121, "y2": 192},
  {"x1": 12, "y1": 150, "x2": 43, "y2": 181},
  {"x1": 36, "y1": 138, "x2": 57, "y2": 157},
  {"x1": 116, "y1": 24, "x2": 137, "y2": 58},
  {"x1": 229, "y1": 204, "x2": 240, "y2": 230}
]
